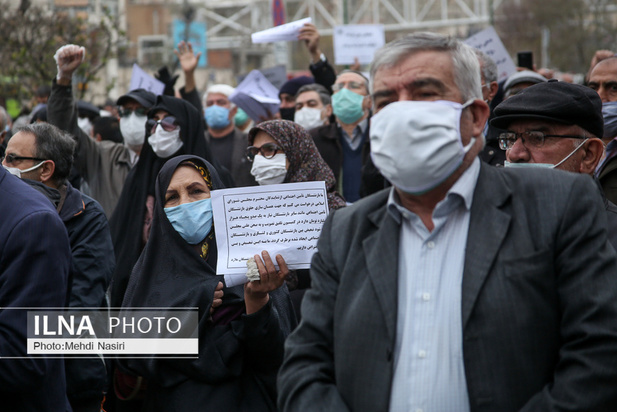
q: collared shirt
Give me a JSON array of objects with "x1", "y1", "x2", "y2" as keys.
[
  {"x1": 338, "y1": 117, "x2": 368, "y2": 151},
  {"x1": 388, "y1": 157, "x2": 481, "y2": 412},
  {"x1": 128, "y1": 147, "x2": 139, "y2": 166}
]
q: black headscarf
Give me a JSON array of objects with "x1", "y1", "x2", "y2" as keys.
[
  {"x1": 109, "y1": 95, "x2": 215, "y2": 307},
  {"x1": 120, "y1": 155, "x2": 231, "y2": 312},
  {"x1": 118, "y1": 155, "x2": 295, "y2": 409}
]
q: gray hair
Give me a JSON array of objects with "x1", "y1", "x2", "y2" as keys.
[
  {"x1": 474, "y1": 49, "x2": 498, "y2": 84},
  {"x1": 18, "y1": 123, "x2": 76, "y2": 185},
  {"x1": 337, "y1": 69, "x2": 370, "y2": 93},
  {"x1": 568, "y1": 126, "x2": 592, "y2": 150},
  {"x1": 369, "y1": 32, "x2": 482, "y2": 101},
  {"x1": 0, "y1": 106, "x2": 8, "y2": 130},
  {"x1": 296, "y1": 83, "x2": 332, "y2": 106}
]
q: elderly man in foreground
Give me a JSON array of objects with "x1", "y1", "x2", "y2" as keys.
[{"x1": 278, "y1": 32, "x2": 617, "y2": 412}]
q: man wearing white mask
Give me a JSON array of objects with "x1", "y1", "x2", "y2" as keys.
[
  {"x1": 294, "y1": 83, "x2": 332, "y2": 131},
  {"x1": 47, "y1": 44, "x2": 156, "y2": 217},
  {"x1": 203, "y1": 84, "x2": 255, "y2": 187},
  {"x1": 279, "y1": 32, "x2": 617, "y2": 412},
  {"x1": 309, "y1": 70, "x2": 372, "y2": 203}
]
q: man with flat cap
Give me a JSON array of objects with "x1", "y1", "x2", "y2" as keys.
[
  {"x1": 47, "y1": 44, "x2": 156, "y2": 216},
  {"x1": 491, "y1": 79, "x2": 617, "y2": 249}
]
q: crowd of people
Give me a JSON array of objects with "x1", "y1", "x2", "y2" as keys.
[{"x1": 3, "y1": 22, "x2": 617, "y2": 412}]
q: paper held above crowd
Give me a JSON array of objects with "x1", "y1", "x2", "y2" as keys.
[
  {"x1": 251, "y1": 17, "x2": 312, "y2": 43},
  {"x1": 237, "y1": 65, "x2": 287, "y2": 91},
  {"x1": 211, "y1": 182, "x2": 329, "y2": 287},
  {"x1": 229, "y1": 70, "x2": 281, "y2": 123},
  {"x1": 129, "y1": 64, "x2": 165, "y2": 95},
  {"x1": 333, "y1": 24, "x2": 385, "y2": 65},
  {"x1": 464, "y1": 26, "x2": 517, "y2": 82}
]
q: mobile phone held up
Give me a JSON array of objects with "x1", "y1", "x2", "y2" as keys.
[{"x1": 517, "y1": 51, "x2": 533, "y2": 70}]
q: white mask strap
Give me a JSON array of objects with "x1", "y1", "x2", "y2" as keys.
[
  {"x1": 21, "y1": 160, "x2": 46, "y2": 174},
  {"x1": 553, "y1": 138, "x2": 588, "y2": 169}
]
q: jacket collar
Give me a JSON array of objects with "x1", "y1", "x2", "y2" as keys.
[
  {"x1": 59, "y1": 181, "x2": 85, "y2": 221},
  {"x1": 364, "y1": 192, "x2": 401, "y2": 342},
  {"x1": 362, "y1": 163, "x2": 513, "y2": 339},
  {"x1": 461, "y1": 162, "x2": 511, "y2": 328}
]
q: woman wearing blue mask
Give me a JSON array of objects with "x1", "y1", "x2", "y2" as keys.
[{"x1": 116, "y1": 154, "x2": 296, "y2": 411}]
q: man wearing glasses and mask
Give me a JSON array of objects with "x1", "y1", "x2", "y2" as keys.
[
  {"x1": 492, "y1": 79, "x2": 617, "y2": 249},
  {"x1": 309, "y1": 70, "x2": 373, "y2": 203}
]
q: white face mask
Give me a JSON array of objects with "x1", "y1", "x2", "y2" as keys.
[
  {"x1": 370, "y1": 99, "x2": 475, "y2": 195},
  {"x1": 78, "y1": 117, "x2": 93, "y2": 137},
  {"x1": 120, "y1": 112, "x2": 147, "y2": 148},
  {"x1": 3, "y1": 160, "x2": 46, "y2": 178},
  {"x1": 294, "y1": 107, "x2": 325, "y2": 130},
  {"x1": 250, "y1": 153, "x2": 287, "y2": 185},
  {"x1": 148, "y1": 127, "x2": 183, "y2": 158},
  {"x1": 504, "y1": 139, "x2": 589, "y2": 169}
]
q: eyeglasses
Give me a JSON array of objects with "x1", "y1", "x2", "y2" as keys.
[
  {"x1": 2, "y1": 154, "x2": 47, "y2": 165},
  {"x1": 146, "y1": 116, "x2": 179, "y2": 134},
  {"x1": 118, "y1": 107, "x2": 148, "y2": 117},
  {"x1": 332, "y1": 81, "x2": 365, "y2": 92},
  {"x1": 498, "y1": 131, "x2": 587, "y2": 150},
  {"x1": 246, "y1": 143, "x2": 283, "y2": 162}
]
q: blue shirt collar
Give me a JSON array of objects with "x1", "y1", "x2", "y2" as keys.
[{"x1": 387, "y1": 157, "x2": 481, "y2": 224}]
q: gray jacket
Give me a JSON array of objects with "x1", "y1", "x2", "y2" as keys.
[{"x1": 47, "y1": 80, "x2": 133, "y2": 217}]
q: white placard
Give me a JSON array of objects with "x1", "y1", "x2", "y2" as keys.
[
  {"x1": 333, "y1": 24, "x2": 385, "y2": 65},
  {"x1": 464, "y1": 26, "x2": 517, "y2": 83},
  {"x1": 237, "y1": 65, "x2": 288, "y2": 91},
  {"x1": 211, "y1": 182, "x2": 328, "y2": 285},
  {"x1": 129, "y1": 63, "x2": 165, "y2": 95},
  {"x1": 251, "y1": 17, "x2": 312, "y2": 44},
  {"x1": 229, "y1": 70, "x2": 281, "y2": 123}
]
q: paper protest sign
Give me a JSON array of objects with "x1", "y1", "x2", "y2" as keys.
[
  {"x1": 333, "y1": 24, "x2": 385, "y2": 65},
  {"x1": 211, "y1": 182, "x2": 328, "y2": 286},
  {"x1": 237, "y1": 65, "x2": 287, "y2": 91},
  {"x1": 229, "y1": 70, "x2": 281, "y2": 122},
  {"x1": 129, "y1": 64, "x2": 165, "y2": 95},
  {"x1": 464, "y1": 26, "x2": 516, "y2": 82},
  {"x1": 251, "y1": 18, "x2": 312, "y2": 43}
]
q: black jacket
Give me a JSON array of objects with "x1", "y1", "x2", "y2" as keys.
[
  {"x1": 0, "y1": 169, "x2": 71, "y2": 412},
  {"x1": 309, "y1": 122, "x2": 387, "y2": 200}
]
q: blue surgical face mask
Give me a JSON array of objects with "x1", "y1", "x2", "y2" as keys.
[
  {"x1": 602, "y1": 101, "x2": 617, "y2": 139},
  {"x1": 332, "y1": 88, "x2": 365, "y2": 124},
  {"x1": 205, "y1": 105, "x2": 231, "y2": 130},
  {"x1": 164, "y1": 198, "x2": 213, "y2": 244}
]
